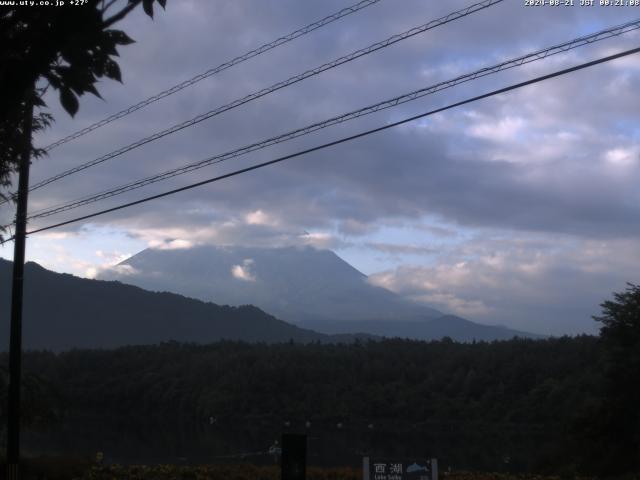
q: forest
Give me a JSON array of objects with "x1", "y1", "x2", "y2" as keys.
[{"x1": 0, "y1": 333, "x2": 636, "y2": 476}]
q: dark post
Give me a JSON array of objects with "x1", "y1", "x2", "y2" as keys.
[
  {"x1": 281, "y1": 433, "x2": 307, "y2": 480},
  {"x1": 6, "y1": 89, "x2": 34, "y2": 480}
]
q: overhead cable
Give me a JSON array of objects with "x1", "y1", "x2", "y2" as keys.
[
  {"x1": 42, "y1": 0, "x2": 386, "y2": 152},
  {"x1": 25, "y1": 0, "x2": 504, "y2": 195},
  {"x1": 8, "y1": 45, "x2": 637, "y2": 241},
  {"x1": 25, "y1": 19, "x2": 640, "y2": 221}
]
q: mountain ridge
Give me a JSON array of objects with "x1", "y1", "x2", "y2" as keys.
[
  {"x1": 101, "y1": 245, "x2": 443, "y2": 323},
  {"x1": 0, "y1": 259, "x2": 369, "y2": 351},
  {"x1": 99, "y1": 245, "x2": 542, "y2": 340}
]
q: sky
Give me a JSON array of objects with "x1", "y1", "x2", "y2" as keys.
[{"x1": 2, "y1": 0, "x2": 640, "y2": 335}]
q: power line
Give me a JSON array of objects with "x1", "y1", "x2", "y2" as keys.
[
  {"x1": 8, "y1": 46, "x2": 637, "y2": 241},
  {"x1": 25, "y1": 19, "x2": 640, "y2": 221},
  {"x1": 25, "y1": 0, "x2": 503, "y2": 194},
  {"x1": 41, "y1": 0, "x2": 386, "y2": 152}
]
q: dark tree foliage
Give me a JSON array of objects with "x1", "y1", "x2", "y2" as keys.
[
  {"x1": 0, "y1": 87, "x2": 52, "y2": 205},
  {"x1": 0, "y1": 336, "x2": 604, "y2": 473},
  {"x1": 0, "y1": 0, "x2": 167, "y2": 204},
  {"x1": 587, "y1": 283, "x2": 640, "y2": 474},
  {"x1": 0, "y1": 365, "x2": 59, "y2": 453}
]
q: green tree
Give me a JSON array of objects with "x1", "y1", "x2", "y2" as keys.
[
  {"x1": 0, "y1": 0, "x2": 167, "y2": 205},
  {"x1": 0, "y1": 365, "x2": 58, "y2": 453},
  {"x1": 1, "y1": 3, "x2": 168, "y2": 473},
  {"x1": 590, "y1": 283, "x2": 640, "y2": 474}
]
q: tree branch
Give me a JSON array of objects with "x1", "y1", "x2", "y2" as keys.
[
  {"x1": 101, "y1": 0, "x2": 120, "y2": 15},
  {"x1": 103, "y1": 0, "x2": 142, "y2": 28}
]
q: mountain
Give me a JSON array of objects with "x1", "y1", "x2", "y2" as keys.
[
  {"x1": 99, "y1": 245, "x2": 541, "y2": 340},
  {"x1": 0, "y1": 259, "x2": 363, "y2": 351},
  {"x1": 302, "y1": 315, "x2": 541, "y2": 342},
  {"x1": 100, "y1": 245, "x2": 441, "y2": 323}
]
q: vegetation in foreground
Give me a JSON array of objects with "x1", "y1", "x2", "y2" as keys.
[
  {"x1": 0, "y1": 285, "x2": 638, "y2": 477},
  {"x1": 69, "y1": 465, "x2": 610, "y2": 480},
  {"x1": 0, "y1": 458, "x2": 616, "y2": 480},
  {"x1": 2, "y1": 336, "x2": 601, "y2": 470}
]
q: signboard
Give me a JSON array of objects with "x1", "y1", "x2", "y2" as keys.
[{"x1": 363, "y1": 457, "x2": 437, "y2": 480}]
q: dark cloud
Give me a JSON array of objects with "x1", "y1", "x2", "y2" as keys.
[
  {"x1": 24, "y1": 0, "x2": 640, "y2": 237},
  {"x1": 369, "y1": 235, "x2": 640, "y2": 335},
  {"x1": 5, "y1": 0, "x2": 639, "y2": 334},
  {"x1": 364, "y1": 242, "x2": 438, "y2": 256}
]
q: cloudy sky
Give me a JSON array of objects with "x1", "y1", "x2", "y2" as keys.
[{"x1": 2, "y1": 0, "x2": 640, "y2": 335}]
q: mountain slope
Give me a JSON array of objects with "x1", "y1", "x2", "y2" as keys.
[
  {"x1": 100, "y1": 245, "x2": 442, "y2": 324},
  {"x1": 302, "y1": 315, "x2": 541, "y2": 341},
  {"x1": 99, "y1": 245, "x2": 541, "y2": 340},
  {"x1": 0, "y1": 259, "x2": 340, "y2": 351}
]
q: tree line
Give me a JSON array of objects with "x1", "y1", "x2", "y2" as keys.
[{"x1": 1, "y1": 284, "x2": 639, "y2": 475}]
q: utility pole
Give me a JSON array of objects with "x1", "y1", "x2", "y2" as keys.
[{"x1": 6, "y1": 87, "x2": 34, "y2": 480}]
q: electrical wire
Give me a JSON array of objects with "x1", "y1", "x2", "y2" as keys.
[
  {"x1": 5, "y1": 45, "x2": 636, "y2": 242},
  {"x1": 42, "y1": 0, "x2": 386, "y2": 152},
  {"x1": 24, "y1": 0, "x2": 504, "y2": 195},
  {"x1": 25, "y1": 19, "x2": 640, "y2": 221}
]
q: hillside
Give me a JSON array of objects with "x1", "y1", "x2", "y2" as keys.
[
  {"x1": 303, "y1": 315, "x2": 541, "y2": 341},
  {"x1": 2, "y1": 337, "x2": 603, "y2": 472},
  {"x1": 99, "y1": 245, "x2": 443, "y2": 323},
  {"x1": 99, "y1": 245, "x2": 540, "y2": 340},
  {"x1": 0, "y1": 259, "x2": 338, "y2": 350}
]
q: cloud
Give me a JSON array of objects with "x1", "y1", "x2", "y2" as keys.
[
  {"x1": 86, "y1": 249, "x2": 139, "y2": 279},
  {"x1": 148, "y1": 238, "x2": 194, "y2": 250},
  {"x1": 100, "y1": 264, "x2": 139, "y2": 278},
  {"x1": 364, "y1": 242, "x2": 437, "y2": 256},
  {"x1": 10, "y1": 0, "x2": 640, "y2": 335},
  {"x1": 300, "y1": 231, "x2": 351, "y2": 250},
  {"x1": 604, "y1": 147, "x2": 638, "y2": 168},
  {"x1": 413, "y1": 292, "x2": 492, "y2": 318},
  {"x1": 337, "y1": 218, "x2": 377, "y2": 236},
  {"x1": 369, "y1": 235, "x2": 640, "y2": 335},
  {"x1": 245, "y1": 209, "x2": 278, "y2": 226},
  {"x1": 231, "y1": 258, "x2": 256, "y2": 282},
  {"x1": 467, "y1": 114, "x2": 525, "y2": 143}
]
